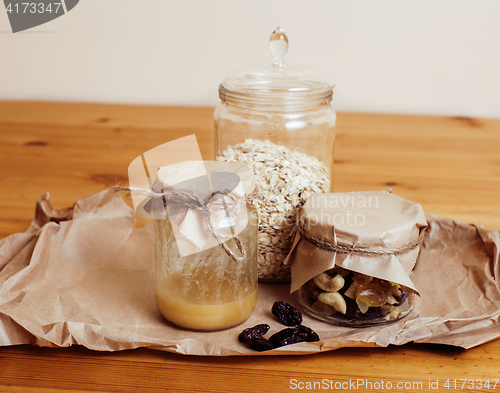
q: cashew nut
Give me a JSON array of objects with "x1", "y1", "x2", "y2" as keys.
[
  {"x1": 385, "y1": 306, "x2": 400, "y2": 321},
  {"x1": 311, "y1": 301, "x2": 336, "y2": 316},
  {"x1": 318, "y1": 292, "x2": 347, "y2": 314},
  {"x1": 313, "y1": 273, "x2": 345, "y2": 293}
]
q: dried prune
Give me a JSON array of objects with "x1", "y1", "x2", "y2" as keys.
[
  {"x1": 296, "y1": 325, "x2": 320, "y2": 342},
  {"x1": 239, "y1": 302, "x2": 321, "y2": 352},
  {"x1": 358, "y1": 306, "x2": 383, "y2": 321},
  {"x1": 269, "y1": 327, "x2": 299, "y2": 348},
  {"x1": 338, "y1": 273, "x2": 354, "y2": 295},
  {"x1": 343, "y1": 296, "x2": 360, "y2": 319},
  {"x1": 272, "y1": 301, "x2": 303, "y2": 326},
  {"x1": 249, "y1": 335, "x2": 274, "y2": 352},
  {"x1": 269, "y1": 325, "x2": 320, "y2": 348},
  {"x1": 394, "y1": 291, "x2": 409, "y2": 307},
  {"x1": 238, "y1": 324, "x2": 270, "y2": 343}
]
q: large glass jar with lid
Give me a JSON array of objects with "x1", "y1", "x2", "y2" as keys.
[{"x1": 215, "y1": 27, "x2": 336, "y2": 282}]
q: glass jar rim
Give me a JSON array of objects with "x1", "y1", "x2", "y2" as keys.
[{"x1": 219, "y1": 85, "x2": 333, "y2": 106}]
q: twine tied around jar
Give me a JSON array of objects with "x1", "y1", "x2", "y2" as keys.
[
  {"x1": 115, "y1": 185, "x2": 257, "y2": 263},
  {"x1": 297, "y1": 222, "x2": 426, "y2": 257}
]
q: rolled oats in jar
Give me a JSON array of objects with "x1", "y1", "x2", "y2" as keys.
[
  {"x1": 285, "y1": 191, "x2": 427, "y2": 326},
  {"x1": 215, "y1": 27, "x2": 336, "y2": 282}
]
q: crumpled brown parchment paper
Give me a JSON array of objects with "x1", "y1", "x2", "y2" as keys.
[{"x1": 1, "y1": 189, "x2": 499, "y2": 355}]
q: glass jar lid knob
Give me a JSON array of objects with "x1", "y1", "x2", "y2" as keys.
[
  {"x1": 270, "y1": 26, "x2": 288, "y2": 66},
  {"x1": 219, "y1": 26, "x2": 334, "y2": 99}
]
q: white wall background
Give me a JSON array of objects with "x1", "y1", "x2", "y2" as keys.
[{"x1": 1, "y1": 0, "x2": 499, "y2": 118}]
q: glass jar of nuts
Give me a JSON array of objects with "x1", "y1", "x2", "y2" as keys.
[
  {"x1": 215, "y1": 26, "x2": 336, "y2": 282},
  {"x1": 285, "y1": 191, "x2": 427, "y2": 327}
]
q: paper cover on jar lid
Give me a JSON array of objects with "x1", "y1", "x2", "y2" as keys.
[
  {"x1": 284, "y1": 191, "x2": 428, "y2": 293},
  {"x1": 139, "y1": 160, "x2": 256, "y2": 258}
]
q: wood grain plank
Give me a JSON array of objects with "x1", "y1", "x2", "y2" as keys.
[
  {"x1": 1, "y1": 344, "x2": 500, "y2": 392},
  {"x1": 1, "y1": 102, "x2": 500, "y2": 393}
]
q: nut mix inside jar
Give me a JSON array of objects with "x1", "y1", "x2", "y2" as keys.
[
  {"x1": 285, "y1": 191, "x2": 427, "y2": 326},
  {"x1": 215, "y1": 27, "x2": 336, "y2": 282},
  {"x1": 298, "y1": 267, "x2": 418, "y2": 326}
]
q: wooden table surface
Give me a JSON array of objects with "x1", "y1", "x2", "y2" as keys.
[{"x1": 1, "y1": 101, "x2": 500, "y2": 392}]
